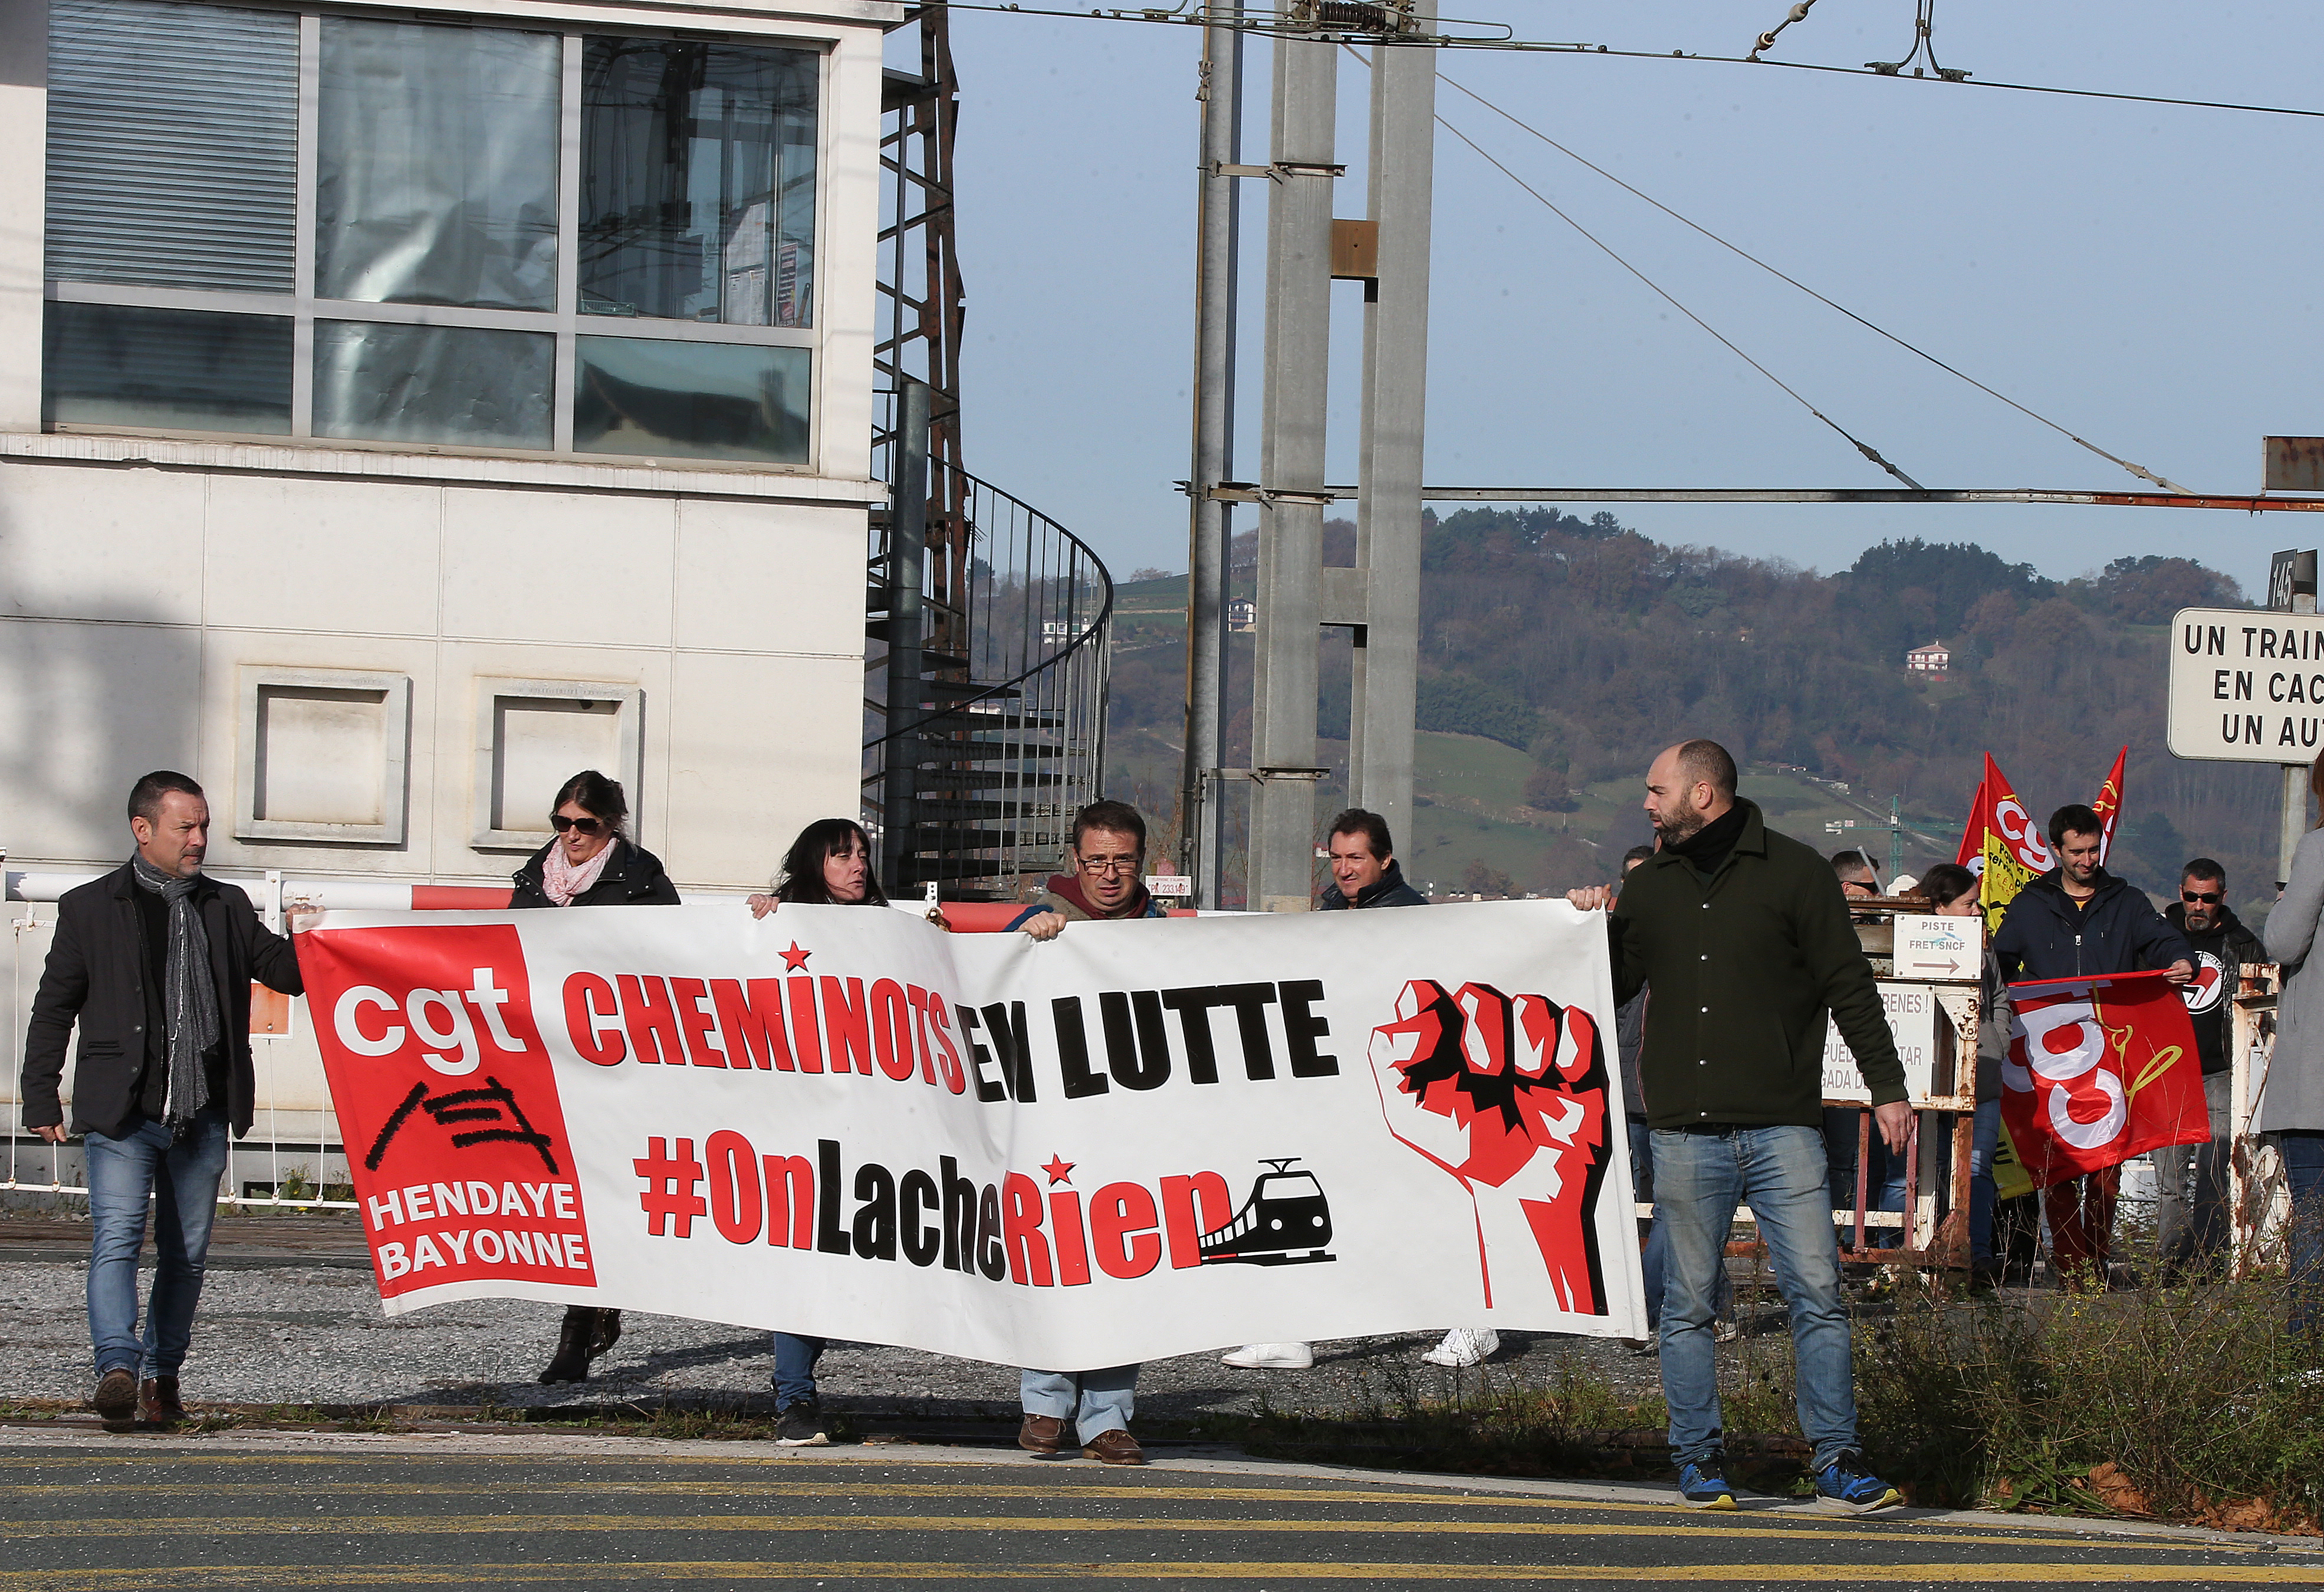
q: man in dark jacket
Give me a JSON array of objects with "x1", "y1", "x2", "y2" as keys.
[
  {"x1": 1991, "y1": 804, "x2": 2192, "y2": 1290},
  {"x1": 1228, "y1": 808, "x2": 1495, "y2": 1372},
  {"x1": 2154, "y1": 857, "x2": 2261, "y2": 1279},
  {"x1": 21, "y1": 771, "x2": 304, "y2": 1426},
  {"x1": 1315, "y1": 807, "x2": 1429, "y2": 910},
  {"x1": 1569, "y1": 740, "x2": 1905, "y2": 1514}
]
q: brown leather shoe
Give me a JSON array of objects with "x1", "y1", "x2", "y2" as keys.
[
  {"x1": 140, "y1": 1377, "x2": 185, "y2": 1425},
  {"x1": 1017, "y1": 1413, "x2": 1066, "y2": 1454},
  {"x1": 91, "y1": 1369, "x2": 137, "y2": 1422},
  {"x1": 1082, "y1": 1429, "x2": 1145, "y2": 1466}
]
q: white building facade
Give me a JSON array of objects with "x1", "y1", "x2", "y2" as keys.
[{"x1": 1, "y1": 0, "x2": 898, "y2": 1196}]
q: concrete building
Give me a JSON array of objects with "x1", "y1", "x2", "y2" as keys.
[
  {"x1": 1, "y1": 0, "x2": 899, "y2": 1196},
  {"x1": 1906, "y1": 640, "x2": 1951, "y2": 675}
]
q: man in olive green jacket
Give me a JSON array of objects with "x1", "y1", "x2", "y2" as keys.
[{"x1": 1569, "y1": 739, "x2": 1907, "y2": 1514}]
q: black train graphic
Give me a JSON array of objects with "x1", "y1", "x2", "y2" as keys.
[{"x1": 1196, "y1": 1158, "x2": 1337, "y2": 1267}]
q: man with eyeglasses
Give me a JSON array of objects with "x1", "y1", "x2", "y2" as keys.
[
  {"x1": 2154, "y1": 858, "x2": 2262, "y2": 1282},
  {"x1": 1006, "y1": 799, "x2": 1172, "y2": 1465},
  {"x1": 1007, "y1": 798, "x2": 1171, "y2": 943}
]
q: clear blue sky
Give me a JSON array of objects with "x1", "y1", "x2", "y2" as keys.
[{"x1": 908, "y1": 2, "x2": 2324, "y2": 593}]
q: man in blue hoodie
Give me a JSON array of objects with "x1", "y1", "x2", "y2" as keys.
[{"x1": 1991, "y1": 802, "x2": 2192, "y2": 1290}]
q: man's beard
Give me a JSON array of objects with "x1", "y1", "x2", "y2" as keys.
[{"x1": 1654, "y1": 792, "x2": 1705, "y2": 843}]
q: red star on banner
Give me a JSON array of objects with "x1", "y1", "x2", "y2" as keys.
[
  {"x1": 1040, "y1": 1154, "x2": 1076, "y2": 1186},
  {"x1": 780, "y1": 942, "x2": 811, "y2": 973}
]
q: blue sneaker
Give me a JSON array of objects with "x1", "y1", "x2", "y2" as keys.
[
  {"x1": 1814, "y1": 1449, "x2": 1903, "y2": 1513},
  {"x1": 1675, "y1": 1458, "x2": 1736, "y2": 1510}
]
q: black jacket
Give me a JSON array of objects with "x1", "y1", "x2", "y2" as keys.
[
  {"x1": 21, "y1": 864, "x2": 303, "y2": 1139},
  {"x1": 1991, "y1": 868, "x2": 2191, "y2": 985},
  {"x1": 509, "y1": 837, "x2": 681, "y2": 910},
  {"x1": 1317, "y1": 860, "x2": 1429, "y2": 910},
  {"x1": 1608, "y1": 799, "x2": 1905, "y2": 1129},
  {"x1": 2165, "y1": 900, "x2": 2264, "y2": 1074}
]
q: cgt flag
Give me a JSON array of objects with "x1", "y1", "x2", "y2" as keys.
[{"x1": 1999, "y1": 970, "x2": 2209, "y2": 1191}]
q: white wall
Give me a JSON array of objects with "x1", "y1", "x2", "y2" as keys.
[{"x1": 0, "y1": 455, "x2": 869, "y2": 889}]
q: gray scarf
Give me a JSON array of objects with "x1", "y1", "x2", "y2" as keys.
[{"x1": 130, "y1": 855, "x2": 219, "y2": 1128}]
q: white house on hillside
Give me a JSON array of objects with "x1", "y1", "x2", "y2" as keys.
[{"x1": 1906, "y1": 640, "x2": 1951, "y2": 675}]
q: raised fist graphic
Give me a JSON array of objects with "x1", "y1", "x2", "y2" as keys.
[{"x1": 1368, "y1": 979, "x2": 1612, "y2": 1314}]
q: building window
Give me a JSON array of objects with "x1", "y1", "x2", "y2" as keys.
[
  {"x1": 235, "y1": 667, "x2": 413, "y2": 845},
  {"x1": 42, "y1": 0, "x2": 821, "y2": 466},
  {"x1": 471, "y1": 677, "x2": 645, "y2": 853}
]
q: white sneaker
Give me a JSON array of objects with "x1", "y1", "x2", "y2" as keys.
[
  {"x1": 1221, "y1": 1342, "x2": 1314, "y2": 1370},
  {"x1": 1421, "y1": 1327, "x2": 1499, "y2": 1367}
]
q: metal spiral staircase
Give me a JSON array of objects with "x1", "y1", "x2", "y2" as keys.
[
  {"x1": 867, "y1": 6, "x2": 1111, "y2": 900},
  {"x1": 864, "y1": 458, "x2": 1112, "y2": 899}
]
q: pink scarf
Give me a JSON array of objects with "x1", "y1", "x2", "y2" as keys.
[{"x1": 541, "y1": 838, "x2": 616, "y2": 906}]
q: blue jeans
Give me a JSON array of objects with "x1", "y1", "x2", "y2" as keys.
[
  {"x1": 1970, "y1": 1099, "x2": 2000, "y2": 1267},
  {"x1": 771, "y1": 1332, "x2": 824, "y2": 1409},
  {"x1": 1631, "y1": 1120, "x2": 1731, "y2": 1331},
  {"x1": 1654, "y1": 1124, "x2": 1861, "y2": 1471},
  {"x1": 84, "y1": 1107, "x2": 229, "y2": 1379},
  {"x1": 1020, "y1": 1366, "x2": 1137, "y2": 1443},
  {"x1": 2279, "y1": 1131, "x2": 2324, "y2": 1336}
]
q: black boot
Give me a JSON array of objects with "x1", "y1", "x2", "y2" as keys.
[
  {"x1": 589, "y1": 1308, "x2": 622, "y2": 1361},
  {"x1": 540, "y1": 1307, "x2": 597, "y2": 1384}
]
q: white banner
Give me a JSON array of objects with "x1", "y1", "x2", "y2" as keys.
[{"x1": 297, "y1": 900, "x2": 1644, "y2": 1369}]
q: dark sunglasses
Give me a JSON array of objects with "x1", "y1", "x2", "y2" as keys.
[
  {"x1": 551, "y1": 814, "x2": 607, "y2": 837},
  {"x1": 2181, "y1": 889, "x2": 2223, "y2": 904}
]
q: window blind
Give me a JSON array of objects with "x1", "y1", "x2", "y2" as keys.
[{"x1": 45, "y1": 0, "x2": 298, "y2": 294}]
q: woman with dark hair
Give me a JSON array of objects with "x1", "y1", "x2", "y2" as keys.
[
  {"x1": 2262, "y1": 751, "x2": 2324, "y2": 1333},
  {"x1": 747, "y1": 818, "x2": 886, "y2": 916},
  {"x1": 511, "y1": 771, "x2": 678, "y2": 1383},
  {"x1": 745, "y1": 818, "x2": 887, "y2": 1444}
]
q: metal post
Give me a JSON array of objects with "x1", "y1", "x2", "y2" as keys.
[
  {"x1": 1347, "y1": 5, "x2": 1435, "y2": 849},
  {"x1": 1181, "y1": 5, "x2": 1242, "y2": 910},
  {"x1": 883, "y1": 379, "x2": 932, "y2": 893},
  {"x1": 1246, "y1": 29, "x2": 1336, "y2": 912},
  {"x1": 2280, "y1": 561, "x2": 2317, "y2": 886}
]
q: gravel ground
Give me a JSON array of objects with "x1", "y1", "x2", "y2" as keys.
[{"x1": 0, "y1": 1257, "x2": 1676, "y2": 1421}]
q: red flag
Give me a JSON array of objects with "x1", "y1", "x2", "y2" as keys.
[
  {"x1": 1965, "y1": 754, "x2": 2055, "y2": 935},
  {"x1": 1999, "y1": 969, "x2": 2209, "y2": 1190},
  {"x1": 2091, "y1": 746, "x2": 2128, "y2": 864},
  {"x1": 1954, "y1": 772, "x2": 1987, "y2": 868}
]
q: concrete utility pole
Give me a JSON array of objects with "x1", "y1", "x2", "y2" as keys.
[
  {"x1": 1179, "y1": 5, "x2": 1242, "y2": 910},
  {"x1": 1244, "y1": 29, "x2": 1337, "y2": 912},
  {"x1": 1345, "y1": 4, "x2": 1437, "y2": 841}
]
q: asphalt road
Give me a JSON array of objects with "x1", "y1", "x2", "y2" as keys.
[{"x1": 1, "y1": 1436, "x2": 2319, "y2": 1590}]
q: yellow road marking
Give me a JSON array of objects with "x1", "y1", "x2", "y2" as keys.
[
  {"x1": 1, "y1": 1562, "x2": 2315, "y2": 1588},
  {"x1": 0, "y1": 1512, "x2": 2288, "y2": 1554}
]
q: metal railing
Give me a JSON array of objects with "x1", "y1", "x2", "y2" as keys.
[{"x1": 866, "y1": 458, "x2": 1113, "y2": 900}]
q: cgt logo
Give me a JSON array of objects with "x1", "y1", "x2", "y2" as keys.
[
  {"x1": 302, "y1": 923, "x2": 593, "y2": 1295},
  {"x1": 336, "y1": 966, "x2": 530, "y2": 1077},
  {"x1": 1993, "y1": 796, "x2": 2055, "y2": 873}
]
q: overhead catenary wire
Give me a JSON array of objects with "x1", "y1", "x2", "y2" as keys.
[
  {"x1": 918, "y1": 1, "x2": 2324, "y2": 123},
  {"x1": 1434, "y1": 72, "x2": 2197, "y2": 496},
  {"x1": 1425, "y1": 100, "x2": 1928, "y2": 492}
]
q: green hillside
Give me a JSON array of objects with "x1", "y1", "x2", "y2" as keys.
[{"x1": 1102, "y1": 515, "x2": 2267, "y2": 912}]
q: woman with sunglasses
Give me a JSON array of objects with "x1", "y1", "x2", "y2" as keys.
[
  {"x1": 511, "y1": 770, "x2": 679, "y2": 1383},
  {"x1": 744, "y1": 818, "x2": 887, "y2": 1444}
]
